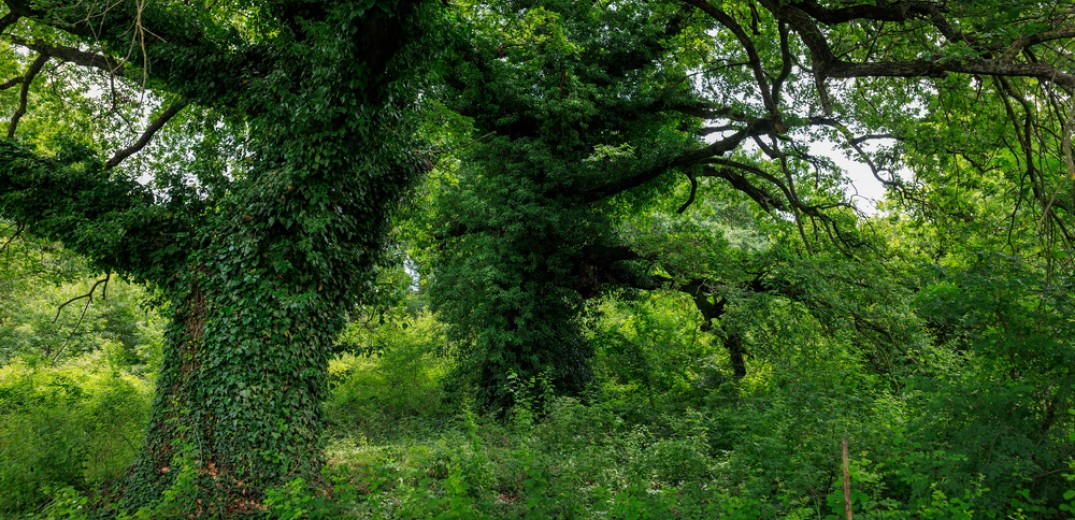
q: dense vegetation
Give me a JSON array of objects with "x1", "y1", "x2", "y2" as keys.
[{"x1": 1, "y1": 0, "x2": 1074, "y2": 518}]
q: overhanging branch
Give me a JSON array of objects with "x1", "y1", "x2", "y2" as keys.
[
  {"x1": 106, "y1": 99, "x2": 188, "y2": 169},
  {"x1": 11, "y1": 37, "x2": 124, "y2": 75},
  {"x1": 7, "y1": 53, "x2": 48, "y2": 138},
  {"x1": 52, "y1": 273, "x2": 109, "y2": 324}
]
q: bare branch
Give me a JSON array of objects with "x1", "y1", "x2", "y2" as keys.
[
  {"x1": 106, "y1": 99, "x2": 188, "y2": 169},
  {"x1": 52, "y1": 273, "x2": 110, "y2": 324}
]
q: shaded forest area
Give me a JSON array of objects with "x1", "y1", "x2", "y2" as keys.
[{"x1": 1, "y1": 0, "x2": 1074, "y2": 518}]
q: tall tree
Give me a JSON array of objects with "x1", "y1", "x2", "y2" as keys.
[
  {"x1": 427, "y1": 0, "x2": 1074, "y2": 408},
  {"x1": 0, "y1": 0, "x2": 444, "y2": 512}
]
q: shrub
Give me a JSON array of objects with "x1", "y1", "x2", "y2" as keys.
[{"x1": 0, "y1": 353, "x2": 152, "y2": 515}]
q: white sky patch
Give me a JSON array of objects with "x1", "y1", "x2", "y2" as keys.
[{"x1": 809, "y1": 139, "x2": 887, "y2": 215}]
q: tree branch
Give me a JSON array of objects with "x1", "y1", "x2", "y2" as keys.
[
  {"x1": 0, "y1": 221, "x2": 24, "y2": 254},
  {"x1": 0, "y1": 140, "x2": 188, "y2": 282},
  {"x1": 0, "y1": 11, "x2": 19, "y2": 34},
  {"x1": 5, "y1": 0, "x2": 270, "y2": 108},
  {"x1": 52, "y1": 273, "x2": 109, "y2": 324},
  {"x1": 682, "y1": 0, "x2": 783, "y2": 128},
  {"x1": 0, "y1": 75, "x2": 20, "y2": 90},
  {"x1": 7, "y1": 53, "x2": 48, "y2": 138},
  {"x1": 1002, "y1": 27, "x2": 1075, "y2": 61},
  {"x1": 11, "y1": 36, "x2": 124, "y2": 75},
  {"x1": 698, "y1": 164, "x2": 787, "y2": 212},
  {"x1": 677, "y1": 173, "x2": 698, "y2": 214},
  {"x1": 417, "y1": 131, "x2": 497, "y2": 172},
  {"x1": 760, "y1": 0, "x2": 1075, "y2": 90},
  {"x1": 825, "y1": 59, "x2": 1075, "y2": 90},
  {"x1": 106, "y1": 99, "x2": 188, "y2": 169}
]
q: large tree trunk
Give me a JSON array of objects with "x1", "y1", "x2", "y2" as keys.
[
  {"x1": 124, "y1": 269, "x2": 347, "y2": 514},
  {"x1": 119, "y1": 111, "x2": 421, "y2": 513}
]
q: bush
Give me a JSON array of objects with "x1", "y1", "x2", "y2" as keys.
[
  {"x1": 0, "y1": 353, "x2": 152, "y2": 515},
  {"x1": 325, "y1": 312, "x2": 451, "y2": 439}
]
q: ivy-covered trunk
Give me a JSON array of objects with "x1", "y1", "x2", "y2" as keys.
[
  {"x1": 126, "y1": 265, "x2": 348, "y2": 512},
  {"x1": 121, "y1": 101, "x2": 424, "y2": 511}
]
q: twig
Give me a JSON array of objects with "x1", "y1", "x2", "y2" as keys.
[
  {"x1": 0, "y1": 222, "x2": 25, "y2": 255},
  {"x1": 418, "y1": 131, "x2": 497, "y2": 172},
  {"x1": 48, "y1": 273, "x2": 111, "y2": 363},
  {"x1": 52, "y1": 274, "x2": 110, "y2": 324},
  {"x1": 434, "y1": 130, "x2": 497, "y2": 156}
]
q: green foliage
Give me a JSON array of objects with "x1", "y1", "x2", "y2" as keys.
[
  {"x1": 423, "y1": 0, "x2": 702, "y2": 409},
  {"x1": 264, "y1": 477, "x2": 334, "y2": 520},
  {"x1": 0, "y1": 353, "x2": 152, "y2": 515},
  {"x1": 326, "y1": 311, "x2": 452, "y2": 439},
  {"x1": 0, "y1": 227, "x2": 164, "y2": 366},
  {"x1": 2, "y1": 0, "x2": 1075, "y2": 516},
  {"x1": 35, "y1": 486, "x2": 90, "y2": 520},
  {"x1": 3, "y1": 0, "x2": 456, "y2": 509}
]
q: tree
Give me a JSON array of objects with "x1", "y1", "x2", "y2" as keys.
[
  {"x1": 0, "y1": 0, "x2": 446, "y2": 512},
  {"x1": 425, "y1": 0, "x2": 1074, "y2": 409}
]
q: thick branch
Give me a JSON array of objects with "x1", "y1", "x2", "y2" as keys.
[
  {"x1": 792, "y1": 0, "x2": 942, "y2": 25},
  {"x1": 698, "y1": 164, "x2": 787, "y2": 212},
  {"x1": 682, "y1": 0, "x2": 783, "y2": 125},
  {"x1": 11, "y1": 37, "x2": 124, "y2": 75},
  {"x1": 7, "y1": 53, "x2": 48, "y2": 138},
  {"x1": 677, "y1": 173, "x2": 698, "y2": 214},
  {"x1": 0, "y1": 11, "x2": 18, "y2": 33},
  {"x1": 825, "y1": 59, "x2": 1075, "y2": 90},
  {"x1": 760, "y1": 0, "x2": 1075, "y2": 90},
  {"x1": 582, "y1": 115, "x2": 827, "y2": 204},
  {"x1": 1002, "y1": 27, "x2": 1075, "y2": 61},
  {"x1": 0, "y1": 75, "x2": 20, "y2": 90}
]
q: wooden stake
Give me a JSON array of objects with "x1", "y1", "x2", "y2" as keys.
[{"x1": 842, "y1": 435, "x2": 853, "y2": 520}]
